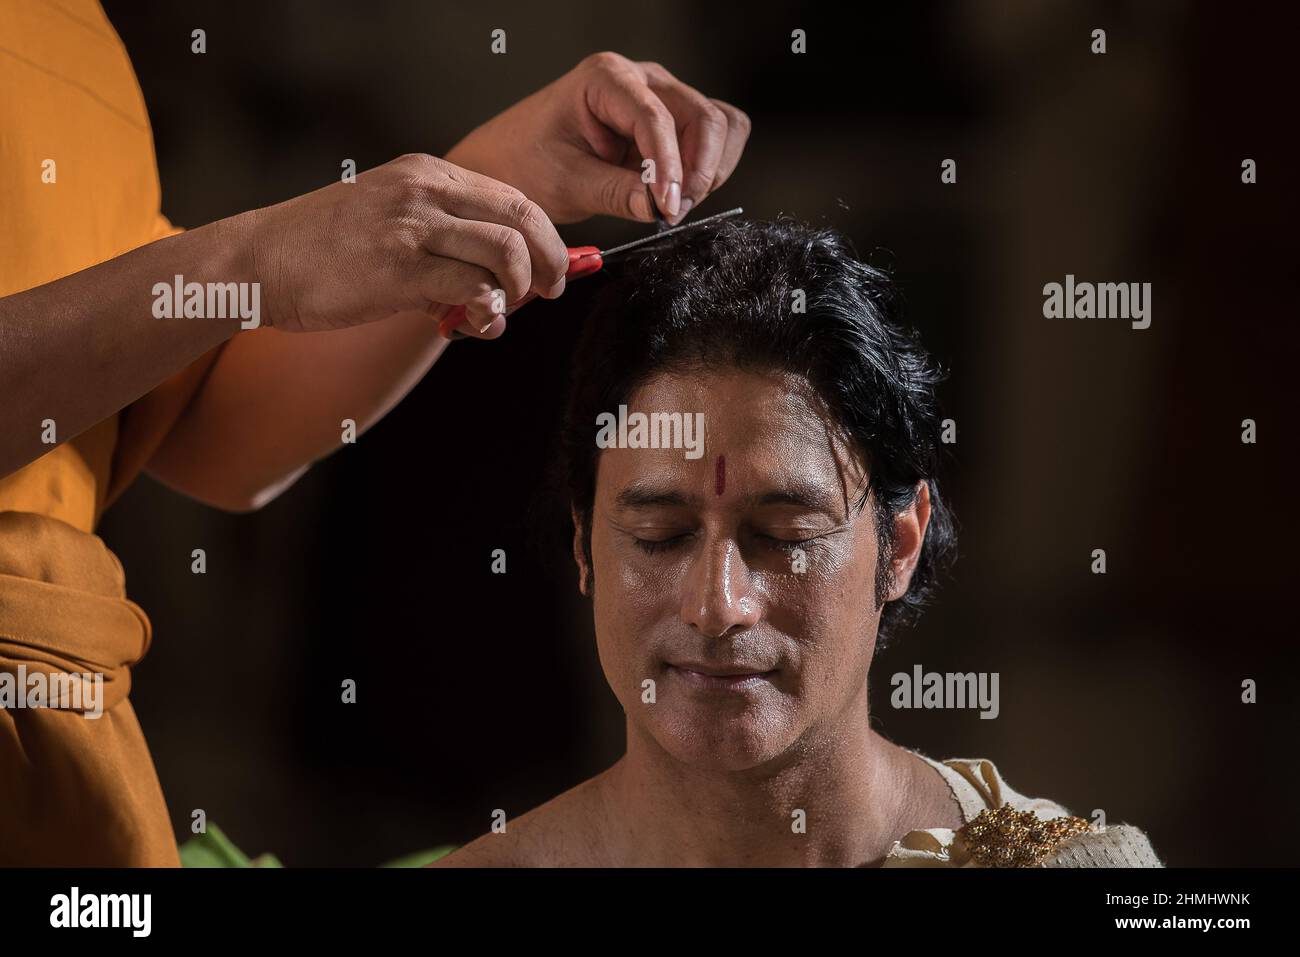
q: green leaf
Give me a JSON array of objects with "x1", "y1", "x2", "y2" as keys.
[
  {"x1": 179, "y1": 823, "x2": 458, "y2": 868},
  {"x1": 179, "y1": 823, "x2": 253, "y2": 868},
  {"x1": 379, "y1": 845, "x2": 460, "y2": 868}
]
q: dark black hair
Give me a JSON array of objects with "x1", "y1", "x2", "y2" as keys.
[{"x1": 555, "y1": 216, "x2": 956, "y2": 647}]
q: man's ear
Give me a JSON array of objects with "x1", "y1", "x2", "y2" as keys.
[
  {"x1": 884, "y1": 481, "x2": 931, "y2": 602},
  {"x1": 571, "y1": 505, "x2": 590, "y2": 596}
]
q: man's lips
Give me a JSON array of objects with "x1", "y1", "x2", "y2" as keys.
[{"x1": 665, "y1": 661, "x2": 778, "y2": 692}]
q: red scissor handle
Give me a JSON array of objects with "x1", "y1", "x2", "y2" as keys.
[{"x1": 438, "y1": 245, "x2": 603, "y2": 339}]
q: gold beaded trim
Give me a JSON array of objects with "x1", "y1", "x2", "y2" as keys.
[{"x1": 955, "y1": 804, "x2": 1093, "y2": 867}]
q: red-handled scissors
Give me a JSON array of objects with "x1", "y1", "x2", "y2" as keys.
[{"x1": 438, "y1": 207, "x2": 744, "y2": 339}]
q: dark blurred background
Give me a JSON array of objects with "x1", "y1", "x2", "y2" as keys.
[{"x1": 97, "y1": 0, "x2": 1296, "y2": 866}]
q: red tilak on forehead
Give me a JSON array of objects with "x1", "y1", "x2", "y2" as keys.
[{"x1": 715, "y1": 455, "x2": 726, "y2": 496}]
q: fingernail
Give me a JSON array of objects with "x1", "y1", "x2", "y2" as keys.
[
  {"x1": 545, "y1": 275, "x2": 566, "y2": 299},
  {"x1": 465, "y1": 304, "x2": 492, "y2": 334},
  {"x1": 679, "y1": 197, "x2": 694, "y2": 219},
  {"x1": 665, "y1": 181, "x2": 681, "y2": 218}
]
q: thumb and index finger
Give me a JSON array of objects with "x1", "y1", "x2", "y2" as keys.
[
  {"x1": 571, "y1": 63, "x2": 687, "y2": 223},
  {"x1": 571, "y1": 59, "x2": 748, "y2": 224}
]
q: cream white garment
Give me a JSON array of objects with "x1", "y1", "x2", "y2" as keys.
[{"x1": 883, "y1": 752, "x2": 1163, "y2": 868}]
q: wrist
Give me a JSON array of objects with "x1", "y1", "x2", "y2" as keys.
[
  {"x1": 217, "y1": 207, "x2": 261, "y2": 288},
  {"x1": 217, "y1": 206, "x2": 270, "y2": 331},
  {"x1": 148, "y1": 212, "x2": 263, "y2": 340}
]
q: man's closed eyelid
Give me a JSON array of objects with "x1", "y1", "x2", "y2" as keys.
[{"x1": 755, "y1": 521, "x2": 846, "y2": 538}]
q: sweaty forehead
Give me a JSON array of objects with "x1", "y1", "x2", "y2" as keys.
[{"x1": 596, "y1": 366, "x2": 867, "y2": 503}]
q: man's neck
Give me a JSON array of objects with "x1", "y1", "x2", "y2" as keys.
[{"x1": 593, "y1": 706, "x2": 919, "y2": 867}]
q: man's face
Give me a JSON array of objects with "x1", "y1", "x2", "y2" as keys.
[{"x1": 581, "y1": 366, "x2": 892, "y2": 771}]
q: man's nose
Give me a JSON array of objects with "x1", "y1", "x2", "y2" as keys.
[{"x1": 680, "y1": 538, "x2": 762, "y2": 638}]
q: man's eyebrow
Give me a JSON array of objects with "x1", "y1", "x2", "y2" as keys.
[
  {"x1": 615, "y1": 483, "x2": 695, "y2": 509},
  {"x1": 754, "y1": 484, "x2": 841, "y2": 511},
  {"x1": 613, "y1": 480, "x2": 841, "y2": 512}
]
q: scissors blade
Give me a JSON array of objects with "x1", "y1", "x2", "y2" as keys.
[{"x1": 598, "y1": 207, "x2": 745, "y2": 259}]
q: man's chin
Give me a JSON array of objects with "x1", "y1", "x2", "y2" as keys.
[{"x1": 650, "y1": 710, "x2": 794, "y2": 771}]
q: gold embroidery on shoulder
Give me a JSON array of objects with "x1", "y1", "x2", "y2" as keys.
[{"x1": 955, "y1": 804, "x2": 1092, "y2": 867}]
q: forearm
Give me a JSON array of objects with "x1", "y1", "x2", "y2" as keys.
[
  {"x1": 444, "y1": 128, "x2": 509, "y2": 183},
  {"x1": 0, "y1": 216, "x2": 251, "y2": 480},
  {"x1": 145, "y1": 310, "x2": 449, "y2": 510},
  {"x1": 444, "y1": 111, "x2": 555, "y2": 218}
]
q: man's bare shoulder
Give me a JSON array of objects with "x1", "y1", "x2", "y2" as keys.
[{"x1": 427, "y1": 771, "x2": 613, "y2": 868}]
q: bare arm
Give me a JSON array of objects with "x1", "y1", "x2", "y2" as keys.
[
  {"x1": 0, "y1": 216, "x2": 248, "y2": 481},
  {"x1": 2, "y1": 154, "x2": 567, "y2": 508},
  {"x1": 145, "y1": 313, "x2": 450, "y2": 511}
]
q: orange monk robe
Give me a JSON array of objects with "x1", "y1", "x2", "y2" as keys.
[{"x1": 0, "y1": 0, "x2": 226, "y2": 866}]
